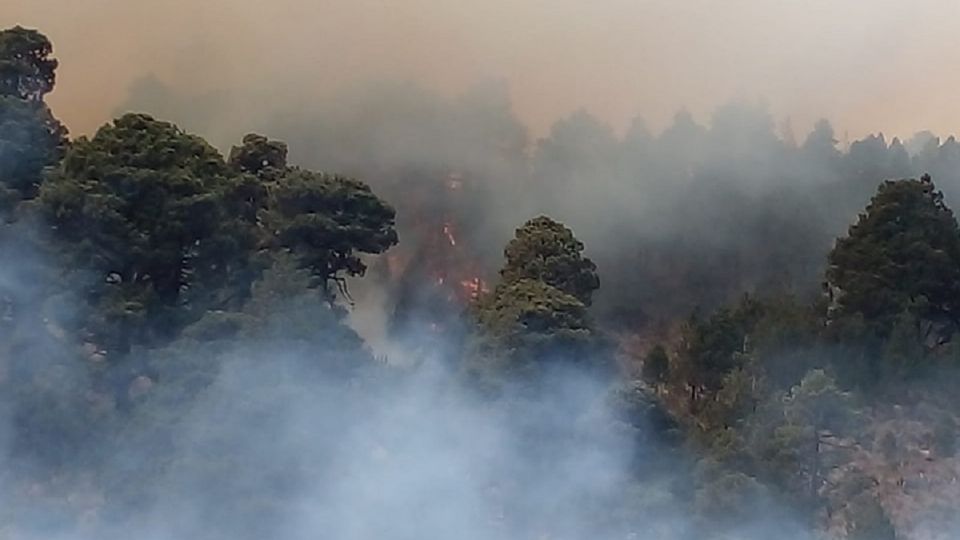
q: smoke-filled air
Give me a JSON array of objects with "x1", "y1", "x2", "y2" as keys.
[{"x1": 5, "y1": 2, "x2": 960, "y2": 539}]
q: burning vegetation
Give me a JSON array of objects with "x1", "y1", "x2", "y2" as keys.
[{"x1": 378, "y1": 171, "x2": 493, "y2": 339}]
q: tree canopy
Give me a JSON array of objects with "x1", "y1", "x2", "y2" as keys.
[
  {"x1": 0, "y1": 26, "x2": 57, "y2": 101},
  {"x1": 0, "y1": 93, "x2": 67, "y2": 209},
  {"x1": 500, "y1": 215, "x2": 600, "y2": 305},
  {"x1": 36, "y1": 122, "x2": 399, "y2": 352},
  {"x1": 826, "y1": 175, "x2": 960, "y2": 342},
  {"x1": 39, "y1": 113, "x2": 259, "y2": 348},
  {"x1": 470, "y1": 216, "x2": 608, "y2": 380},
  {"x1": 228, "y1": 132, "x2": 289, "y2": 179},
  {"x1": 475, "y1": 278, "x2": 593, "y2": 364},
  {"x1": 0, "y1": 26, "x2": 66, "y2": 210},
  {"x1": 262, "y1": 168, "x2": 398, "y2": 296}
]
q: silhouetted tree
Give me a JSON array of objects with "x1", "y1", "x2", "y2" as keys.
[
  {"x1": 0, "y1": 26, "x2": 57, "y2": 101},
  {"x1": 0, "y1": 26, "x2": 66, "y2": 209}
]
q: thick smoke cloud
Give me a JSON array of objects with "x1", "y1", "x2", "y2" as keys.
[
  {"x1": 0, "y1": 212, "x2": 822, "y2": 540},
  {"x1": 0, "y1": 270, "x2": 692, "y2": 539},
  {"x1": 127, "y1": 359, "x2": 659, "y2": 540}
]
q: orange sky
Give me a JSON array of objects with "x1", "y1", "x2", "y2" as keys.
[{"x1": 8, "y1": 0, "x2": 960, "y2": 140}]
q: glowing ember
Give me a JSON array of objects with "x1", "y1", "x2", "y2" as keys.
[
  {"x1": 442, "y1": 223, "x2": 457, "y2": 246},
  {"x1": 459, "y1": 277, "x2": 488, "y2": 300}
]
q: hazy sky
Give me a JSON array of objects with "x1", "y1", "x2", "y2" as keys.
[{"x1": 8, "y1": 0, "x2": 960, "y2": 139}]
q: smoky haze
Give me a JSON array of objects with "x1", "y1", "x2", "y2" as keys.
[
  {"x1": 7, "y1": 0, "x2": 960, "y2": 139},
  {"x1": 7, "y1": 4, "x2": 960, "y2": 539}
]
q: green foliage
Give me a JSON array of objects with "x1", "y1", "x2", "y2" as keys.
[
  {"x1": 469, "y1": 216, "x2": 609, "y2": 383},
  {"x1": 747, "y1": 295, "x2": 821, "y2": 389},
  {"x1": 0, "y1": 97, "x2": 67, "y2": 207},
  {"x1": 35, "y1": 119, "x2": 399, "y2": 358},
  {"x1": 0, "y1": 27, "x2": 66, "y2": 210},
  {"x1": 501, "y1": 215, "x2": 600, "y2": 305},
  {"x1": 670, "y1": 294, "x2": 827, "y2": 442},
  {"x1": 682, "y1": 309, "x2": 744, "y2": 389},
  {"x1": 472, "y1": 278, "x2": 596, "y2": 374},
  {"x1": 262, "y1": 169, "x2": 398, "y2": 296},
  {"x1": 782, "y1": 369, "x2": 855, "y2": 432},
  {"x1": 238, "y1": 255, "x2": 371, "y2": 370},
  {"x1": 39, "y1": 113, "x2": 259, "y2": 349},
  {"x1": 155, "y1": 255, "x2": 375, "y2": 393},
  {"x1": 226, "y1": 132, "x2": 400, "y2": 300},
  {"x1": 826, "y1": 175, "x2": 960, "y2": 343},
  {"x1": 690, "y1": 367, "x2": 861, "y2": 526},
  {"x1": 703, "y1": 368, "x2": 760, "y2": 430},
  {"x1": 228, "y1": 133, "x2": 288, "y2": 179},
  {"x1": 675, "y1": 296, "x2": 762, "y2": 409},
  {"x1": 693, "y1": 459, "x2": 769, "y2": 532},
  {"x1": 0, "y1": 26, "x2": 57, "y2": 101},
  {"x1": 756, "y1": 370, "x2": 857, "y2": 505}
]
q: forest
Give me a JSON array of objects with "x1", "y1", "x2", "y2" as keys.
[{"x1": 4, "y1": 24, "x2": 960, "y2": 539}]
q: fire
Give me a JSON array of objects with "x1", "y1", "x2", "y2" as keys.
[
  {"x1": 442, "y1": 222, "x2": 457, "y2": 247},
  {"x1": 382, "y1": 172, "x2": 494, "y2": 335},
  {"x1": 459, "y1": 277, "x2": 489, "y2": 300}
]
